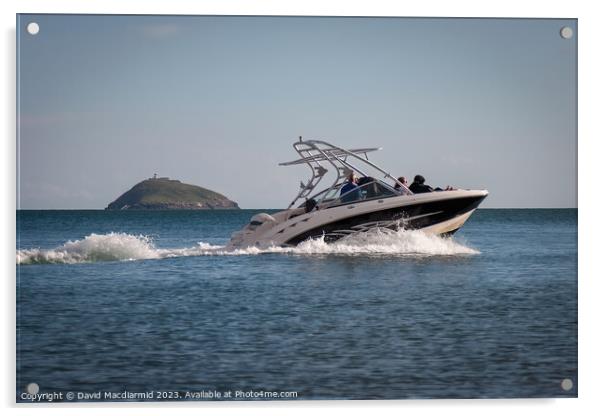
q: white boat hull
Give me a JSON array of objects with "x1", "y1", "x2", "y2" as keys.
[{"x1": 227, "y1": 189, "x2": 488, "y2": 249}]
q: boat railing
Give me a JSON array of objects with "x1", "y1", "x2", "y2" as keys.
[{"x1": 281, "y1": 138, "x2": 413, "y2": 208}]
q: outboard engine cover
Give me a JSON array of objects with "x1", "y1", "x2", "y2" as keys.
[{"x1": 249, "y1": 213, "x2": 277, "y2": 226}]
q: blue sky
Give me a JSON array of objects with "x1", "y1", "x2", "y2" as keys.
[{"x1": 17, "y1": 15, "x2": 576, "y2": 209}]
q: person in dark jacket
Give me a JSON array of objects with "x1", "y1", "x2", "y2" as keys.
[
  {"x1": 356, "y1": 176, "x2": 375, "y2": 198},
  {"x1": 409, "y1": 175, "x2": 455, "y2": 193},
  {"x1": 409, "y1": 175, "x2": 435, "y2": 194},
  {"x1": 340, "y1": 173, "x2": 360, "y2": 202}
]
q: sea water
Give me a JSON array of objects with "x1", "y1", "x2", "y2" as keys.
[{"x1": 16, "y1": 209, "x2": 577, "y2": 400}]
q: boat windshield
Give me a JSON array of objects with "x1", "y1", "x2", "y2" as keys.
[
  {"x1": 295, "y1": 184, "x2": 340, "y2": 209},
  {"x1": 326, "y1": 179, "x2": 398, "y2": 207},
  {"x1": 295, "y1": 179, "x2": 401, "y2": 209}
]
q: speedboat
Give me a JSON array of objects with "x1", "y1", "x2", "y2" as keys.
[{"x1": 227, "y1": 138, "x2": 488, "y2": 248}]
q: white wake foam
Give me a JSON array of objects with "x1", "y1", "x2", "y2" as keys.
[
  {"x1": 17, "y1": 233, "x2": 161, "y2": 265},
  {"x1": 17, "y1": 229, "x2": 478, "y2": 265}
]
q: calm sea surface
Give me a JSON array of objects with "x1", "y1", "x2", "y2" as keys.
[{"x1": 16, "y1": 209, "x2": 577, "y2": 401}]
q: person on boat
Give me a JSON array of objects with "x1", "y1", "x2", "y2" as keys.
[
  {"x1": 393, "y1": 176, "x2": 407, "y2": 189},
  {"x1": 394, "y1": 176, "x2": 411, "y2": 194},
  {"x1": 410, "y1": 175, "x2": 455, "y2": 193},
  {"x1": 409, "y1": 175, "x2": 435, "y2": 193},
  {"x1": 340, "y1": 173, "x2": 360, "y2": 202},
  {"x1": 357, "y1": 176, "x2": 377, "y2": 198},
  {"x1": 393, "y1": 176, "x2": 411, "y2": 195}
]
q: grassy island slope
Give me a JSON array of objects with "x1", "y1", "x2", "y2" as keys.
[{"x1": 106, "y1": 177, "x2": 239, "y2": 210}]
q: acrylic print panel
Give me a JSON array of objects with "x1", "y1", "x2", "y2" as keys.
[{"x1": 16, "y1": 14, "x2": 577, "y2": 402}]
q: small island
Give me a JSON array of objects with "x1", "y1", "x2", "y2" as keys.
[{"x1": 106, "y1": 175, "x2": 239, "y2": 210}]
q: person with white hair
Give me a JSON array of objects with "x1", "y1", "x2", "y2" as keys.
[{"x1": 340, "y1": 173, "x2": 360, "y2": 203}]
